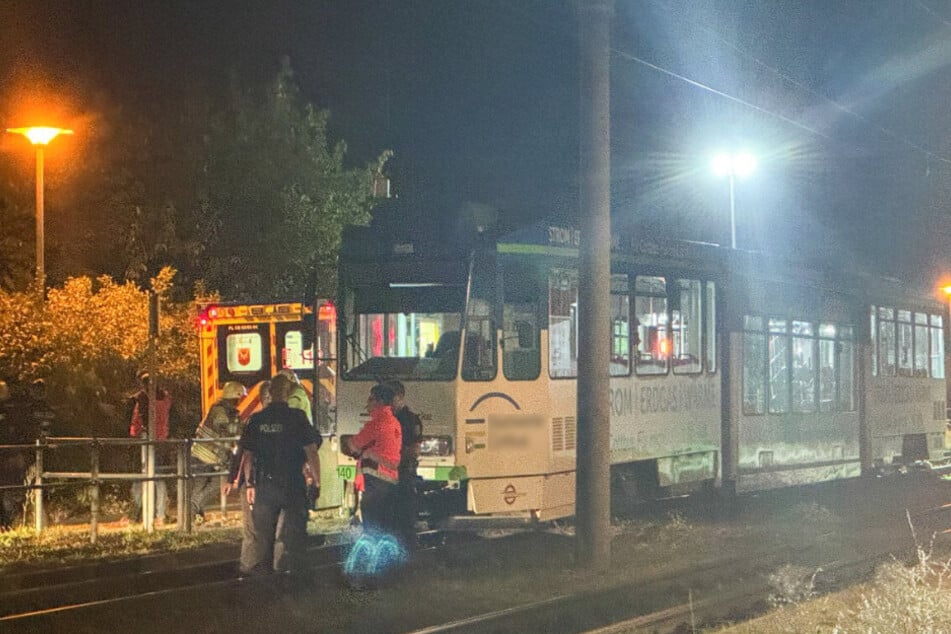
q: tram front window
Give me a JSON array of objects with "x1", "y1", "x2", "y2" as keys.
[{"x1": 343, "y1": 311, "x2": 463, "y2": 380}]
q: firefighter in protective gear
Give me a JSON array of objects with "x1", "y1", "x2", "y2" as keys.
[
  {"x1": 277, "y1": 369, "x2": 312, "y2": 425},
  {"x1": 191, "y1": 381, "x2": 248, "y2": 521}
]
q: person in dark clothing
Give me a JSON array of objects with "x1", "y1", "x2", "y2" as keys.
[
  {"x1": 0, "y1": 381, "x2": 24, "y2": 530},
  {"x1": 27, "y1": 379, "x2": 55, "y2": 441},
  {"x1": 223, "y1": 380, "x2": 269, "y2": 573},
  {"x1": 386, "y1": 380, "x2": 423, "y2": 547},
  {"x1": 239, "y1": 374, "x2": 321, "y2": 575}
]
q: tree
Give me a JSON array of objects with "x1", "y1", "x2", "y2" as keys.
[
  {"x1": 194, "y1": 59, "x2": 389, "y2": 301},
  {"x1": 0, "y1": 267, "x2": 199, "y2": 438}
]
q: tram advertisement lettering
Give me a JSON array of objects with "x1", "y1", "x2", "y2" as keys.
[
  {"x1": 868, "y1": 383, "x2": 931, "y2": 404},
  {"x1": 608, "y1": 384, "x2": 718, "y2": 415}
]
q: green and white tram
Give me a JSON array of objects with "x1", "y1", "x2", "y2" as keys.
[{"x1": 335, "y1": 221, "x2": 949, "y2": 526}]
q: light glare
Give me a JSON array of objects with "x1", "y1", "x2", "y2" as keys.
[
  {"x1": 711, "y1": 151, "x2": 756, "y2": 178},
  {"x1": 7, "y1": 126, "x2": 73, "y2": 146}
]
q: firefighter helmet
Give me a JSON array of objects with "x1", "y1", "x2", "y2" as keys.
[
  {"x1": 222, "y1": 381, "x2": 247, "y2": 400},
  {"x1": 277, "y1": 368, "x2": 300, "y2": 384}
]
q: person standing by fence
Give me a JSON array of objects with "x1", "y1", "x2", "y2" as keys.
[{"x1": 123, "y1": 371, "x2": 171, "y2": 527}]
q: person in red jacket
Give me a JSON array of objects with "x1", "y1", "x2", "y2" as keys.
[
  {"x1": 345, "y1": 383, "x2": 402, "y2": 535},
  {"x1": 124, "y1": 371, "x2": 171, "y2": 526}
]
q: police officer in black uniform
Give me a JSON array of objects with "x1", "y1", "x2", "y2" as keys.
[{"x1": 239, "y1": 374, "x2": 321, "y2": 576}]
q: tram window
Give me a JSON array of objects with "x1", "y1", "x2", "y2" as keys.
[
  {"x1": 673, "y1": 279, "x2": 702, "y2": 374},
  {"x1": 839, "y1": 327, "x2": 855, "y2": 411},
  {"x1": 878, "y1": 307, "x2": 897, "y2": 377},
  {"x1": 931, "y1": 314, "x2": 945, "y2": 379},
  {"x1": 914, "y1": 313, "x2": 929, "y2": 378},
  {"x1": 635, "y1": 276, "x2": 668, "y2": 375},
  {"x1": 502, "y1": 265, "x2": 539, "y2": 381},
  {"x1": 549, "y1": 270, "x2": 578, "y2": 378},
  {"x1": 897, "y1": 310, "x2": 913, "y2": 376},
  {"x1": 768, "y1": 319, "x2": 790, "y2": 414},
  {"x1": 791, "y1": 321, "x2": 816, "y2": 413},
  {"x1": 870, "y1": 308, "x2": 878, "y2": 377},
  {"x1": 819, "y1": 325, "x2": 836, "y2": 412},
  {"x1": 611, "y1": 274, "x2": 630, "y2": 377},
  {"x1": 743, "y1": 316, "x2": 766, "y2": 415},
  {"x1": 705, "y1": 282, "x2": 716, "y2": 373},
  {"x1": 462, "y1": 298, "x2": 497, "y2": 381}
]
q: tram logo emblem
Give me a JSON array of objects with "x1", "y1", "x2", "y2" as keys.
[{"x1": 503, "y1": 484, "x2": 519, "y2": 505}]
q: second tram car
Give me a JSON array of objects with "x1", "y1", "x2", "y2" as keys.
[{"x1": 335, "y1": 222, "x2": 949, "y2": 525}]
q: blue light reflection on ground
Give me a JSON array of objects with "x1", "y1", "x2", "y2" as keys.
[{"x1": 343, "y1": 531, "x2": 408, "y2": 581}]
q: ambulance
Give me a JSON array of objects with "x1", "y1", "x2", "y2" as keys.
[{"x1": 195, "y1": 299, "x2": 344, "y2": 510}]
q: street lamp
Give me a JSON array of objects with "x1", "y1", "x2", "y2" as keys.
[
  {"x1": 6, "y1": 126, "x2": 74, "y2": 293},
  {"x1": 712, "y1": 151, "x2": 756, "y2": 249}
]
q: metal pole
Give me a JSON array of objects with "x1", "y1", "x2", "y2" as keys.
[
  {"x1": 177, "y1": 442, "x2": 186, "y2": 532},
  {"x1": 90, "y1": 441, "x2": 100, "y2": 544},
  {"x1": 576, "y1": 0, "x2": 613, "y2": 572},
  {"x1": 35, "y1": 145, "x2": 45, "y2": 294},
  {"x1": 34, "y1": 440, "x2": 44, "y2": 533},
  {"x1": 729, "y1": 172, "x2": 736, "y2": 250},
  {"x1": 183, "y1": 440, "x2": 193, "y2": 533},
  {"x1": 144, "y1": 291, "x2": 159, "y2": 532}
]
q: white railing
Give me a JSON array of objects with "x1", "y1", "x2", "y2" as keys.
[{"x1": 0, "y1": 435, "x2": 238, "y2": 543}]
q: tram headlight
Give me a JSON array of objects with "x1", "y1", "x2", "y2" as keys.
[{"x1": 419, "y1": 435, "x2": 453, "y2": 457}]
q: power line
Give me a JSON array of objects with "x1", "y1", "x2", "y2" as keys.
[{"x1": 663, "y1": 1, "x2": 951, "y2": 166}]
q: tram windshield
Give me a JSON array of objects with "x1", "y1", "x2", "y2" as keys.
[{"x1": 341, "y1": 281, "x2": 465, "y2": 381}]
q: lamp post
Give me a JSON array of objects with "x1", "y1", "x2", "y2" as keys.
[
  {"x1": 6, "y1": 126, "x2": 74, "y2": 293},
  {"x1": 712, "y1": 151, "x2": 756, "y2": 249}
]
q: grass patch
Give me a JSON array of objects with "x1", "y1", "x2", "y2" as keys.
[
  {"x1": 711, "y1": 512, "x2": 951, "y2": 633},
  {"x1": 0, "y1": 524, "x2": 241, "y2": 569}
]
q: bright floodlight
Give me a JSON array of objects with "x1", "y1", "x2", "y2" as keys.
[
  {"x1": 712, "y1": 151, "x2": 756, "y2": 178},
  {"x1": 7, "y1": 126, "x2": 73, "y2": 146},
  {"x1": 942, "y1": 285, "x2": 951, "y2": 296}
]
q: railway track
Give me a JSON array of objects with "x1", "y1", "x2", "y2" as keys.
[
  {"x1": 2, "y1": 474, "x2": 949, "y2": 632},
  {"x1": 0, "y1": 529, "x2": 449, "y2": 624}
]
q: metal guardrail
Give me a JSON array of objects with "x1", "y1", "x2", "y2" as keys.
[{"x1": 0, "y1": 435, "x2": 239, "y2": 543}]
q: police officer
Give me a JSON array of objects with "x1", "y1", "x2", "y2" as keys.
[{"x1": 239, "y1": 374, "x2": 321, "y2": 575}]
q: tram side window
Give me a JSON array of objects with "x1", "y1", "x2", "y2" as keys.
[
  {"x1": 502, "y1": 265, "x2": 540, "y2": 380},
  {"x1": 839, "y1": 326, "x2": 855, "y2": 411},
  {"x1": 743, "y1": 316, "x2": 766, "y2": 415},
  {"x1": 914, "y1": 313, "x2": 930, "y2": 377},
  {"x1": 768, "y1": 319, "x2": 791, "y2": 414},
  {"x1": 549, "y1": 270, "x2": 578, "y2": 378},
  {"x1": 872, "y1": 305, "x2": 944, "y2": 380},
  {"x1": 672, "y1": 279, "x2": 702, "y2": 374},
  {"x1": 931, "y1": 314, "x2": 945, "y2": 379},
  {"x1": 611, "y1": 274, "x2": 630, "y2": 377},
  {"x1": 705, "y1": 281, "x2": 717, "y2": 373},
  {"x1": 877, "y1": 307, "x2": 897, "y2": 377},
  {"x1": 635, "y1": 276, "x2": 668, "y2": 375},
  {"x1": 791, "y1": 321, "x2": 816, "y2": 412},
  {"x1": 747, "y1": 316, "x2": 855, "y2": 415},
  {"x1": 462, "y1": 297, "x2": 497, "y2": 381},
  {"x1": 897, "y1": 310, "x2": 913, "y2": 376}
]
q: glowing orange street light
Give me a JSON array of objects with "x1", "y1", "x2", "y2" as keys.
[{"x1": 6, "y1": 126, "x2": 73, "y2": 293}]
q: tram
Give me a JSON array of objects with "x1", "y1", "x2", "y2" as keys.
[{"x1": 334, "y1": 221, "x2": 949, "y2": 526}]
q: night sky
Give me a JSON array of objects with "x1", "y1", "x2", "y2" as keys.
[{"x1": 2, "y1": 0, "x2": 951, "y2": 284}]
